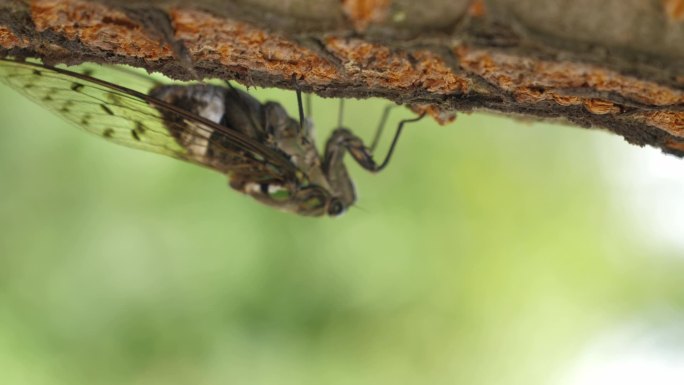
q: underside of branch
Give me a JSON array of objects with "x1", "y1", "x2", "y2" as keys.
[{"x1": 2, "y1": 0, "x2": 684, "y2": 155}]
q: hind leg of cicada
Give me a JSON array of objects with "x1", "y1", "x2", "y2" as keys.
[
  {"x1": 296, "y1": 88, "x2": 306, "y2": 131},
  {"x1": 291, "y1": 75, "x2": 315, "y2": 132},
  {"x1": 292, "y1": 77, "x2": 317, "y2": 136},
  {"x1": 323, "y1": 112, "x2": 425, "y2": 174}
]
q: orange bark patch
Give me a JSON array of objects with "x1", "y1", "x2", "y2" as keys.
[
  {"x1": 30, "y1": 0, "x2": 172, "y2": 59},
  {"x1": 468, "y1": 0, "x2": 486, "y2": 17},
  {"x1": 663, "y1": 0, "x2": 684, "y2": 22},
  {"x1": 410, "y1": 104, "x2": 457, "y2": 124},
  {"x1": 639, "y1": 111, "x2": 684, "y2": 138},
  {"x1": 514, "y1": 87, "x2": 596, "y2": 111},
  {"x1": 664, "y1": 139, "x2": 684, "y2": 152},
  {"x1": 170, "y1": 8, "x2": 339, "y2": 84},
  {"x1": 341, "y1": 0, "x2": 392, "y2": 31},
  {"x1": 457, "y1": 45, "x2": 684, "y2": 107},
  {"x1": 552, "y1": 94, "x2": 583, "y2": 107},
  {"x1": 583, "y1": 99, "x2": 621, "y2": 115},
  {"x1": 326, "y1": 37, "x2": 469, "y2": 93},
  {"x1": 513, "y1": 87, "x2": 546, "y2": 103},
  {"x1": 0, "y1": 26, "x2": 29, "y2": 49}
]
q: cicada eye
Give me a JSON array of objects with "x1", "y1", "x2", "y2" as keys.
[{"x1": 327, "y1": 198, "x2": 345, "y2": 216}]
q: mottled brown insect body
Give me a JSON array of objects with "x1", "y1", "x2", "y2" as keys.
[{"x1": 0, "y1": 58, "x2": 423, "y2": 216}]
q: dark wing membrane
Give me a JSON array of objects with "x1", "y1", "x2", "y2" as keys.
[{"x1": 0, "y1": 58, "x2": 297, "y2": 180}]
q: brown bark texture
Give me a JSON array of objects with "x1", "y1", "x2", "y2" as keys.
[{"x1": 2, "y1": 0, "x2": 684, "y2": 155}]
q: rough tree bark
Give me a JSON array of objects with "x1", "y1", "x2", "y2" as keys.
[{"x1": 2, "y1": 0, "x2": 684, "y2": 155}]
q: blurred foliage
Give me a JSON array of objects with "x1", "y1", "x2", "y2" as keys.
[{"x1": 0, "y1": 65, "x2": 683, "y2": 385}]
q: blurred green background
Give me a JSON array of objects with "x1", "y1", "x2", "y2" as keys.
[{"x1": 1, "y1": 68, "x2": 684, "y2": 385}]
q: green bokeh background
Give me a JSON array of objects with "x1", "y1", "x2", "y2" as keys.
[{"x1": 1, "y1": 67, "x2": 683, "y2": 385}]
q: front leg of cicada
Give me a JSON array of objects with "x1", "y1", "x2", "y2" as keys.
[
  {"x1": 323, "y1": 112, "x2": 426, "y2": 174},
  {"x1": 321, "y1": 111, "x2": 425, "y2": 206}
]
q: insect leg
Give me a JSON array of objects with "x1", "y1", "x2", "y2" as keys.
[
  {"x1": 290, "y1": 74, "x2": 307, "y2": 131},
  {"x1": 337, "y1": 99, "x2": 345, "y2": 128},
  {"x1": 376, "y1": 113, "x2": 425, "y2": 171},
  {"x1": 369, "y1": 104, "x2": 397, "y2": 153},
  {"x1": 323, "y1": 113, "x2": 425, "y2": 174},
  {"x1": 296, "y1": 88, "x2": 306, "y2": 131}
]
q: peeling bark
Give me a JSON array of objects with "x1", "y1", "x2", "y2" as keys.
[{"x1": 2, "y1": 0, "x2": 684, "y2": 154}]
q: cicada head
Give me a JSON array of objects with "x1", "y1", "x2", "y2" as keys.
[{"x1": 232, "y1": 179, "x2": 346, "y2": 217}]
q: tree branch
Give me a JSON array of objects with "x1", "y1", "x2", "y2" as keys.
[{"x1": 2, "y1": 0, "x2": 684, "y2": 154}]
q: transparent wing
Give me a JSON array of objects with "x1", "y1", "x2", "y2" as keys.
[{"x1": 0, "y1": 58, "x2": 297, "y2": 180}]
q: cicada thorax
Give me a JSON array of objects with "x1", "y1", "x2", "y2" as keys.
[{"x1": 148, "y1": 82, "x2": 332, "y2": 214}]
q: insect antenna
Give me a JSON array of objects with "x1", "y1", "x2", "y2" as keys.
[
  {"x1": 375, "y1": 113, "x2": 426, "y2": 172},
  {"x1": 349, "y1": 203, "x2": 370, "y2": 214}
]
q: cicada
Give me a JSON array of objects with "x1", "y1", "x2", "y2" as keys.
[{"x1": 0, "y1": 58, "x2": 424, "y2": 216}]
